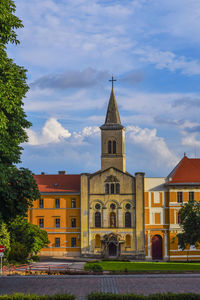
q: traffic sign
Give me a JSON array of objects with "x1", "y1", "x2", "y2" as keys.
[
  {"x1": 0, "y1": 253, "x2": 4, "y2": 257},
  {"x1": 0, "y1": 245, "x2": 5, "y2": 253}
]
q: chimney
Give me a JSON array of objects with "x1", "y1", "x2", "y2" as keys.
[
  {"x1": 41, "y1": 172, "x2": 45, "y2": 175},
  {"x1": 58, "y1": 171, "x2": 66, "y2": 175}
]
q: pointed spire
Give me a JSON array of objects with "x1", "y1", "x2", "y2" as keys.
[
  {"x1": 100, "y1": 87, "x2": 124, "y2": 130},
  {"x1": 105, "y1": 87, "x2": 121, "y2": 124}
]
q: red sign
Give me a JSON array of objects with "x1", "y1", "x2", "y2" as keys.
[{"x1": 0, "y1": 245, "x2": 5, "y2": 253}]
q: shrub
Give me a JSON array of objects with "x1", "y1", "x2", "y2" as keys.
[
  {"x1": 87, "y1": 293, "x2": 200, "y2": 300},
  {"x1": 31, "y1": 255, "x2": 40, "y2": 262},
  {"x1": 8, "y1": 242, "x2": 29, "y2": 263},
  {"x1": 84, "y1": 263, "x2": 103, "y2": 272},
  {"x1": 0, "y1": 294, "x2": 75, "y2": 300}
]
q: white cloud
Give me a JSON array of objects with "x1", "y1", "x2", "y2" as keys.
[
  {"x1": 126, "y1": 126, "x2": 178, "y2": 168},
  {"x1": 181, "y1": 133, "x2": 200, "y2": 148},
  {"x1": 27, "y1": 118, "x2": 71, "y2": 145},
  {"x1": 133, "y1": 47, "x2": 200, "y2": 75},
  {"x1": 180, "y1": 120, "x2": 200, "y2": 149},
  {"x1": 72, "y1": 126, "x2": 100, "y2": 145}
]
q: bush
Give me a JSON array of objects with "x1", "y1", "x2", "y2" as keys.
[
  {"x1": 0, "y1": 294, "x2": 75, "y2": 300},
  {"x1": 31, "y1": 255, "x2": 40, "y2": 262},
  {"x1": 8, "y1": 242, "x2": 29, "y2": 263},
  {"x1": 84, "y1": 263, "x2": 103, "y2": 273},
  {"x1": 87, "y1": 293, "x2": 200, "y2": 300}
]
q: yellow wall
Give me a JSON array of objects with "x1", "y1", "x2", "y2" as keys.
[{"x1": 28, "y1": 194, "x2": 81, "y2": 257}]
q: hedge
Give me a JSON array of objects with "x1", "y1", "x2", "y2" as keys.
[
  {"x1": 0, "y1": 294, "x2": 75, "y2": 300},
  {"x1": 87, "y1": 292, "x2": 200, "y2": 300}
]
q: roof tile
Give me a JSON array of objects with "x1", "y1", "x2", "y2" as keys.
[{"x1": 34, "y1": 174, "x2": 80, "y2": 193}]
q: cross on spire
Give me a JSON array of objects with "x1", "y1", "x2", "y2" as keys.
[{"x1": 109, "y1": 76, "x2": 116, "y2": 89}]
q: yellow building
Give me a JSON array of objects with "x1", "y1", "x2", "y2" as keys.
[
  {"x1": 29, "y1": 173, "x2": 81, "y2": 256},
  {"x1": 30, "y1": 86, "x2": 200, "y2": 261},
  {"x1": 145, "y1": 155, "x2": 200, "y2": 261}
]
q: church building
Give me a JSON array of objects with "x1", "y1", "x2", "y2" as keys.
[
  {"x1": 29, "y1": 84, "x2": 200, "y2": 261},
  {"x1": 80, "y1": 86, "x2": 145, "y2": 258}
]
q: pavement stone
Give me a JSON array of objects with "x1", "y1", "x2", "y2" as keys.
[{"x1": 0, "y1": 275, "x2": 200, "y2": 300}]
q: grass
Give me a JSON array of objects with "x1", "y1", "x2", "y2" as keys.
[{"x1": 85, "y1": 261, "x2": 200, "y2": 272}]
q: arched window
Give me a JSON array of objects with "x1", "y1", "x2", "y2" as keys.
[
  {"x1": 126, "y1": 235, "x2": 131, "y2": 247},
  {"x1": 105, "y1": 183, "x2": 109, "y2": 194},
  {"x1": 125, "y1": 212, "x2": 131, "y2": 228},
  {"x1": 116, "y1": 183, "x2": 120, "y2": 194},
  {"x1": 111, "y1": 183, "x2": 115, "y2": 194},
  {"x1": 95, "y1": 212, "x2": 101, "y2": 228},
  {"x1": 110, "y1": 212, "x2": 116, "y2": 228},
  {"x1": 108, "y1": 140, "x2": 112, "y2": 154},
  {"x1": 113, "y1": 141, "x2": 116, "y2": 154},
  {"x1": 95, "y1": 234, "x2": 101, "y2": 248}
]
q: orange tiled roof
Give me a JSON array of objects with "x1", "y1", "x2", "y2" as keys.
[
  {"x1": 34, "y1": 174, "x2": 80, "y2": 193},
  {"x1": 166, "y1": 156, "x2": 200, "y2": 184}
]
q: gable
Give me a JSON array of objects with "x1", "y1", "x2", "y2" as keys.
[
  {"x1": 89, "y1": 167, "x2": 134, "y2": 194},
  {"x1": 166, "y1": 156, "x2": 200, "y2": 185}
]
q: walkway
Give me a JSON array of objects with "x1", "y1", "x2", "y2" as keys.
[{"x1": 0, "y1": 274, "x2": 200, "y2": 300}]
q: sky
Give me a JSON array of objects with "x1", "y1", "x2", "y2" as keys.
[{"x1": 8, "y1": 0, "x2": 200, "y2": 177}]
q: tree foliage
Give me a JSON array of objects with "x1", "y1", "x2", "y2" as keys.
[
  {"x1": 0, "y1": 223, "x2": 10, "y2": 257},
  {"x1": 9, "y1": 217, "x2": 49, "y2": 257},
  {"x1": 177, "y1": 200, "x2": 200, "y2": 250},
  {"x1": 0, "y1": 0, "x2": 40, "y2": 222},
  {"x1": 0, "y1": 167, "x2": 40, "y2": 223}
]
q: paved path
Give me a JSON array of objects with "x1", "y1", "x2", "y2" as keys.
[{"x1": 1, "y1": 274, "x2": 200, "y2": 300}]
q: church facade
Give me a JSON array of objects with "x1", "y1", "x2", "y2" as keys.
[
  {"x1": 29, "y1": 87, "x2": 200, "y2": 261},
  {"x1": 80, "y1": 87, "x2": 145, "y2": 258}
]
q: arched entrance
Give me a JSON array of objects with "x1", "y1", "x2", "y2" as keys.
[
  {"x1": 102, "y1": 233, "x2": 125, "y2": 257},
  {"x1": 109, "y1": 242, "x2": 117, "y2": 256},
  {"x1": 152, "y1": 235, "x2": 163, "y2": 260}
]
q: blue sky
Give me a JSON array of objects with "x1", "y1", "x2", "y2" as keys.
[{"x1": 8, "y1": 0, "x2": 200, "y2": 176}]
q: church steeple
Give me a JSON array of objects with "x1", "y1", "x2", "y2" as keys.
[
  {"x1": 101, "y1": 81, "x2": 124, "y2": 130},
  {"x1": 105, "y1": 88, "x2": 121, "y2": 125},
  {"x1": 100, "y1": 82, "x2": 126, "y2": 172}
]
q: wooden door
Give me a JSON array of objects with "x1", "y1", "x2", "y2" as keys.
[{"x1": 152, "y1": 235, "x2": 163, "y2": 260}]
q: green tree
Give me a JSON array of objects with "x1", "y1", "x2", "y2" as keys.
[
  {"x1": 0, "y1": 223, "x2": 10, "y2": 258},
  {"x1": 9, "y1": 217, "x2": 49, "y2": 257},
  {"x1": 0, "y1": 0, "x2": 40, "y2": 222},
  {"x1": 177, "y1": 199, "x2": 200, "y2": 250}
]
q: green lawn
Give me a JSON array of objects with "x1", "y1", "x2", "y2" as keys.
[{"x1": 85, "y1": 261, "x2": 200, "y2": 272}]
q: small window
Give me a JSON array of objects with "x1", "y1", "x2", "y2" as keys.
[
  {"x1": 108, "y1": 140, "x2": 112, "y2": 154},
  {"x1": 189, "y1": 191, "x2": 194, "y2": 201},
  {"x1": 125, "y1": 203, "x2": 131, "y2": 210},
  {"x1": 55, "y1": 237, "x2": 60, "y2": 247},
  {"x1": 39, "y1": 218, "x2": 44, "y2": 228},
  {"x1": 125, "y1": 212, "x2": 131, "y2": 228},
  {"x1": 116, "y1": 183, "x2": 120, "y2": 194},
  {"x1": 110, "y1": 203, "x2": 116, "y2": 210},
  {"x1": 95, "y1": 212, "x2": 101, "y2": 228},
  {"x1": 55, "y1": 218, "x2": 60, "y2": 228},
  {"x1": 110, "y1": 212, "x2": 116, "y2": 228},
  {"x1": 113, "y1": 141, "x2": 116, "y2": 154},
  {"x1": 71, "y1": 218, "x2": 76, "y2": 228},
  {"x1": 39, "y1": 198, "x2": 44, "y2": 208},
  {"x1": 71, "y1": 199, "x2": 76, "y2": 208},
  {"x1": 111, "y1": 183, "x2": 115, "y2": 194},
  {"x1": 177, "y1": 192, "x2": 183, "y2": 203},
  {"x1": 71, "y1": 237, "x2": 76, "y2": 247},
  {"x1": 105, "y1": 183, "x2": 109, "y2": 194},
  {"x1": 95, "y1": 203, "x2": 101, "y2": 210},
  {"x1": 55, "y1": 198, "x2": 60, "y2": 208}
]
